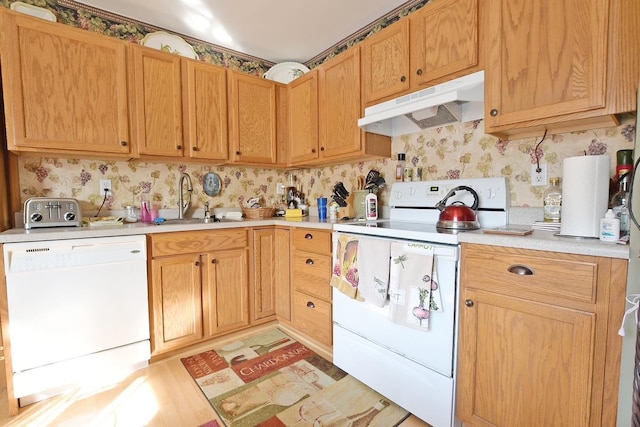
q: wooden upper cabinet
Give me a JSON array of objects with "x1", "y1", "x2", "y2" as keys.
[
  {"x1": 409, "y1": 0, "x2": 480, "y2": 88},
  {"x1": 228, "y1": 71, "x2": 277, "y2": 165},
  {"x1": 318, "y1": 47, "x2": 363, "y2": 159},
  {"x1": 130, "y1": 45, "x2": 184, "y2": 157},
  {"x1": 361, "y1": 19, "x2": 410, "y2": 106},
  {"x1": 288, "y1": 70, "x2": 319, "y2": 164},
  {"x1": 182, "y1": 59, "x2": 228, "y2": 161},
  {"x1": 318, "y1": 47, "x2": 390, "y2": 163},
  {"x1": 484, "y1": 0, "x2": 639, "y2": 138},
  {"x1": 0, "y1": 9, "x2": 132, "y2": 157}
]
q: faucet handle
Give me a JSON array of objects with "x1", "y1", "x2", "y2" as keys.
[{"x1": 204, "y1": 202, "x2": 211, "y2": 218}]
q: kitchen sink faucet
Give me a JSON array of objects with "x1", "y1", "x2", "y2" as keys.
[{"x1": 178, "y1": 172, "x2": 193, "y2": 219}]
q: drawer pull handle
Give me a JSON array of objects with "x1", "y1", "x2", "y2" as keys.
[
  {"x1": 508, "y1": 264, "x2": 534, "y2": 275},
  {"x1": 306, "y1": 301, "x2": 315, "y2": 309},
  {"x1": 306, "y1": 258, "x2": 314, "y2": 265},
  {"x1": 465, "y1": 299, "x2": 474, "y2": 307},
  {"x1": 305, "y1": 233, "x2": 313, "y2": 240}
]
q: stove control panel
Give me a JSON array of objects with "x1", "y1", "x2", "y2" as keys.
[
  {"x1": 24, "y1": 197, "x2": 82, "y2": 229},
  {"x1": 389, "y1": 177, "x2": 509, "y2": 210}
]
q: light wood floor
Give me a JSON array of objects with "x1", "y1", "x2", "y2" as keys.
[{"x1": 0, "y1": 327, "x2": 430, "y2": 426}]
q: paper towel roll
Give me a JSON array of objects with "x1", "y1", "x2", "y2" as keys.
[{"x1": 560, "y1": 155, "x2": 610, "y2": 238}]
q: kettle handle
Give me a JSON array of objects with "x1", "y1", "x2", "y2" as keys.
[{"x1": 435, "y1": 185, "x2": 480, "y2": 211}]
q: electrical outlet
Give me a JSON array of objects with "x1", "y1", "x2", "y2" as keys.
[
  {"x1": 100, "y1": 179, "x2": 112, "y2": 194},
  {"x1": 276, "y1": 183, "x2": 285, "y2": 195},
  {"x1": 531, "y1": 164, "x2": 548, "y2": 187}
]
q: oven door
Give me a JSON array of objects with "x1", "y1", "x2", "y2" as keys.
[{"x1": 332, "y1": 233, "x2": 459, "y2": 377}]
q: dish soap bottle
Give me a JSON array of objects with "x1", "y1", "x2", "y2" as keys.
[
  {"x1": 365, "y1": 189, "x2": 378, "y2": 220},
  {"x1": 611, "y1": 175, "x2": 629, "y2": 237},
  {"x1": 599, "y1": 209, "x2": 620, "y2": 242},
  {"x1": 543, "y1": 177, "x2": 562, "y2": 222}
]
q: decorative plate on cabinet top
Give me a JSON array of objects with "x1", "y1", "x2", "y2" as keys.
[
  {"x1": 10, "y1": 1, "x2": 57, "y2": 21},
  {"x1": 263, "y1": 62, "x2": 310, "y2": 84},
  {"x1": 140, "y1": 31, "x2": 197, "y2": 59}
]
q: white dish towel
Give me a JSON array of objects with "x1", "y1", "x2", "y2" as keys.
[{"x1": 389, "y1": 242, "x2": 443, "y2": 331}]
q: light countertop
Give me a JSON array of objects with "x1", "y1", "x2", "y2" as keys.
[{"x1": 0, "y1": 217, "x2": 629, "y2": 260}]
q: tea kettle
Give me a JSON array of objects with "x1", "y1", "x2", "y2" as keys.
[{"x1": 435, "y1": 186, "x2": 480, "y2": 230}]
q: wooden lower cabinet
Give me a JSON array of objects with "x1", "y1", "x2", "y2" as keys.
[
  {"x1": 290, "y1": 228, "x2": 333, "y2": 348},
  {"x1": 148, "y1": 229, "x2": 249, "y2": 356},
  {"x1": 457, "y1": 243, "x2": 627, "y2": 426},
  {"x1": 251, "y1": 227, "x2": 291, "y2": 323}
]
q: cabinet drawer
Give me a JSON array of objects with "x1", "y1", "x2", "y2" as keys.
[
  {"x1": 462, "y1": 244, "x2": 598, "y2": 304},
  {"x1": 292, "y1": 251, "x2": 332, "y2": 301},
  {"x1": 292, "y1": 290, "x2": 332, "y2": 347},
  {"x1": 150, "y1": 229, "x2": 247, "y2": 256},
  {"x1": 291, "y1": 228, "x2": 331, "y2": 254}
]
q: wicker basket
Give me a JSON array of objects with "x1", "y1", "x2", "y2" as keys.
[{"x1": 242, "y1": 207, "x2": 276, "y2": 220}]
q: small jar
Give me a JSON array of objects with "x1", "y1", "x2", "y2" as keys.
[{"x1": 124, "y1": 205, "x2": 138, "y2": 223}]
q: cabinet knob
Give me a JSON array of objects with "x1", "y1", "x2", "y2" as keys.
[
  {"x1": 211, "y1": 259, "x2": 217, "y2": 264},
  {"x1": 176, "y1": 145, "x2": 182, "y2": 150},
  {"x1": 507, "y1": 264, "x2": 534, "y2": 275},
  {"x1": 311, "y1": 148, "x2": 316, "y2": 153},
  {"x1": 304, "y1": 233, "x2": 313, "y2": 239},
  {"x1": 490, "y1": 109, "x2": 499, "y2": 117},
  {"x1": 320, "y1": 147, "x2": 325, "y2": 151},
  {"x1": 400, "y1": 75, "x2": 406, "y2": 82},
  {"x1": 236, "y1": 151, "x2": 241, "y2": 155},
  {"x1": 416, "y1": 69, "x2": 423, "y2": 76},
  {"x1": 192, "y1": 146, "x2": 199, "y2": 152},
  {"x1": 120, "y1": 141, "x2": 128, "y2": 147},
  {"x1": 306, "y1": 258, "x2": 314, "y2": 265},
  {"x1": 195, "y1": 261, "x2": 200, "y2": 266},
  {"x1": 465, "y1": 299, "x2": 474, "y2": 307},
  {"x1": 306, "y1": 301, "x2": 316, "y2": 309}
]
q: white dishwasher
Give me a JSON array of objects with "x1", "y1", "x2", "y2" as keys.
[{"x1": 3, "y1": 234, "x2": 151, "y2": 406}]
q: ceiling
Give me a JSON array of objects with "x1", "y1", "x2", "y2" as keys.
[{"x1": 73, "y1": 0, "x2": 413, "y2": 64}]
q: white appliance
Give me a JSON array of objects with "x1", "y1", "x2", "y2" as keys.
[
  {"x1": 3, "y1": 235, "x2": 151, "y2": 406},
  {"x1": 358, "y1": 71, "x2": 485, "y2": 137},
  {"x1": 332, "y1": 177, "x2": 509, "y2": 427},
  {"x1": 617, "y1": 87, "x2": 640, "y2": 425}
]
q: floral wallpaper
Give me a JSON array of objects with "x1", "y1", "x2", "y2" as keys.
[
  {"x1": 4, "y1": 0, "x2": 638, "y2": 216},
  {"x1": 18, "y1": 114, "x2": 636, "y2": 215}
]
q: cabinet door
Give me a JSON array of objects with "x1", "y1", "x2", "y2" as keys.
[
  {"x1": 182, "y1": 59, "x2": 228, "y2": 161},
  {"x1": 205, "y1": 248, "x2": 250, "y2": 335},
  {"x1": 274, "y1": 228, "x2": 291, "y2": 321},
  {"x1": 409, "y1": 0, "x2": 479, "y2": 87},
  {"x1": 457, "y1": 288, "x2": 595, "y2": 426},
  {"x1": 150, "y1": 254, "x2": 203, "y2": 355},
  {"x1": 318, "y1": 47, "x2": 362, "y2": 159},
  {"x1": 361, "y1": 19, "x2": 410, "y2": 105},
  {"x1": 131, "y1": 45, "x2": 184, "y2": 157},
  {"x1": 288, "y1": 70, "x2": 319, "y2": 164},
  {"x1": 1, "y1": 11, "x2": 131, "y2": 156},
  {"x1": 228, "y1": 71, "x2": 277, "y2": 165},
  {"x1": 485, "y1": 0, "x2": 607, "y2": 129},
  {"x1": 252, "y1": 229, "x2": 277, "y2": 321}
]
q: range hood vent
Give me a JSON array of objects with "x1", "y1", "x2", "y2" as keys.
[{"x1": 358, "y1": 70, "x2": 484, "y2": 137}]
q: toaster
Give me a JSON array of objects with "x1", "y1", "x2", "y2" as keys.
[{"x1": 24, "y1": 197, "x2": 82, "y2": 229}]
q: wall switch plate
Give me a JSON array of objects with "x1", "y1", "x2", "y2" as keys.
[
  {"x1": 276, "y1": 183, "x2": 285, "y2": 195},
  {"x1": 531, "y1": 164, "x2": 548, "y2": 187},
  {"x1": 100, "y1": 179, "x2": 112, "y2": 194}
]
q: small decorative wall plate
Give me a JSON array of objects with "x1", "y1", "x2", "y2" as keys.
[
  {"x1": 263, "y1": 62, "x2": 310, "y2": 83},
  {"x1": 10, "y1": 2, "x2": 56, "y2": 21},
  {"x1": 203, "y1": 172, "x2": 221, "y2": 197},
  {"x1": 140, "y1": 31, "x2": 197, "y2": 59}
]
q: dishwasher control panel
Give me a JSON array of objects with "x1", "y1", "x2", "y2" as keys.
[{"x1": 24, "y1": 197, "x2": 82, "y2": 229}]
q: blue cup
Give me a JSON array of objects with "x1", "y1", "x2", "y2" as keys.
[{"x1": 317, "y1": 197, "x2": 328, "y2": 220}]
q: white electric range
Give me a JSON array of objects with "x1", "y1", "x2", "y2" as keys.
[{"x1": 331, "y1": 177, "x2": 509, "y2": 427}]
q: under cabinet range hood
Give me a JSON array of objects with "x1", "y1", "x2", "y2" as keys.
[{"x1": 358, "y1": 70, "x2": 485, "y2": 136}]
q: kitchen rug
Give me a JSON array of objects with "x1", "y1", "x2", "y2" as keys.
[{"x1": 181, "y1": 328, "x2": 410, "y2": 426}]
